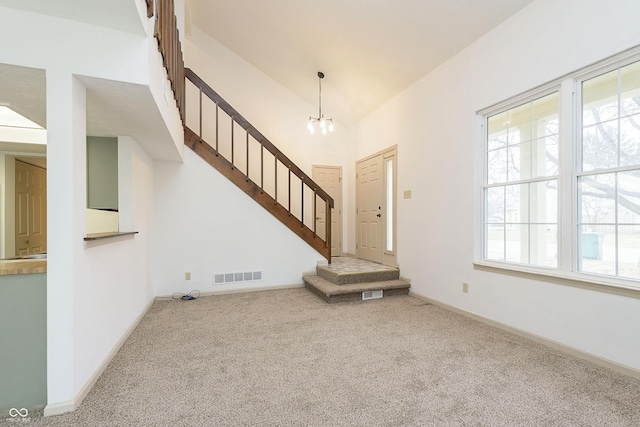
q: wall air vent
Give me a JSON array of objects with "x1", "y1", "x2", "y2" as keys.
[
  {"x1": 214, "y1": 271, "x2": 263, "y2": 285},
  {"x1": 362, "y1": 290, "x2": 383, "y2": 300}
]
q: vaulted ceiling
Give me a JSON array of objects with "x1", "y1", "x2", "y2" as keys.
[
  {"x1": 186, "y1": 0, "x2": 535, "y2": 126},
  {"x1": 0, "y1": 0, "x2": 535, "y2": 130}
]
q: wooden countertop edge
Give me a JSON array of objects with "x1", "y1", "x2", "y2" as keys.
[{"x1": 0, "y1": 259, "x2": 47, "y2": 276}]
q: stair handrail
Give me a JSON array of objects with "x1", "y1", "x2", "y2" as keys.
[{"x1": 184, "y1": 68, "x2": 334, "y2": 260}]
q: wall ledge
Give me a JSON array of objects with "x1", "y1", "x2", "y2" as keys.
[{"x1": 84, "y1": 231, "x2": 138, "y2": 241}]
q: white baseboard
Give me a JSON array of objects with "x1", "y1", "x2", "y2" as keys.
[
  {"x1": 43, "y1": 400, "x2": 75, "y2": 417},
  {"x1": 409, "y1": 291, "x2": 640, "y2": 380},
  {"x1": 197, "y1": 283, "x2": 305, "y2": 296},
  {"x1": 44, "y1": 297, "x2": 155, "y2": 417},
  {"x1": 158, "y1": 283, "x2": 305, "y2": 299}
]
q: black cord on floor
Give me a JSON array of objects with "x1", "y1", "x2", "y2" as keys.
[{"x1": 171, "y1": 290, "x2": 201, "y2": 301}]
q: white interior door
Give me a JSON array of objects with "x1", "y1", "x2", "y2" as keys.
[
  {"x1": 356, "y1": 154, "x2": 383, "y2": 263},
  {"x1": 312, "y1": 165, "x2": 342, "y2": 256}
]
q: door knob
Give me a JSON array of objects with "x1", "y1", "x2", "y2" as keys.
[{"x1": 376, "y1": 213, "x2": 381, "y2": 218}]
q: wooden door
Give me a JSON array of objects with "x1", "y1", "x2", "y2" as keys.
[
  {"x1": 312, "y1": 165, "x2": 342, "y2": 256},
  {"x1": 15, "y1": 160, "x2": 47, "y2": 255},
  {"x1": 356, "y1": 154, "x2": 383, "y2": 263}
]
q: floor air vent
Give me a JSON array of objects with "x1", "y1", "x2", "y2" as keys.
[{"x1": 362, "y1": 290, "x2": 383, "y2": 300}]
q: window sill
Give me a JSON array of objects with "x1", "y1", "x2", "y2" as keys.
[
  {"x1": 473, "y1": 260, "x2": 640, "y2": 298},
  {"x1": 84, "y1": 231, "x2": 139, "y2": 241}
]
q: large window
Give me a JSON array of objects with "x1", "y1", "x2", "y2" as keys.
[
  {"x1": 578, "y1": 61, "x2": 640, "y2": 280},
  {"x1": 484, "y1": 92, "x2": 559, "y2": 268},
  {"x1": 479, "y1": 50, "x2": 640, "y2": 287}
]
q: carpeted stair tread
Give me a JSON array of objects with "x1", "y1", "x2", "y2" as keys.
[
  {"x1": 316, "y1": 265, "x2": 400, "y2": 285},
  {"x1": 303, "y1": 274, "x2": 410, "y2": 303}
]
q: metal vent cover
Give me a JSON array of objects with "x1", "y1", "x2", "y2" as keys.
[
  {"x1": 214, "y1": 271, "x2": 263, "y2": 285},
  {"x1": 362, "y1": 290, "x2": 383, "y2": 300}
]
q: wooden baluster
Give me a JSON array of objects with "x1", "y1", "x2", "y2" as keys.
[
  {"x1": 215, "y1": 101, "x2": 219, "y2": 154},
  {"x1": 230, "y1": 116, "x2": 234, "y2": 169},
  {"x1": 288, "y1": 166, "x2": 291, "y2": 215},
  {"x1": 260, "y1": 144, "x2": 264, "y2": 193},
  {"x1": 198, "y1": 86, "x2": 202, "y2": 138},
  {"x1": 274, "y1": 155, "x2": 278, "y2": 204},
  {"x1": 301, "y1": 182, "x2": 304, "y2": 227},
  {"x1": 162, "y1": 0, "x2": 167, "y2": 66},
  {"x1": 313, "y1": 190, "x2": 317, "y2": 237},
  {"x1": 326, "y1": 199, "x2": 331, "y2": 251},
  {"x1": 246, "y1": 130, "x2": 249, "y2": 182},
  {"x1": 169, "y1": 8, "x2": 173, "y2": 89}
]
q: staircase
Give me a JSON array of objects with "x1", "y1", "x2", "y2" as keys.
[
  {"x1": 303, "y1": 257, "x2": 411, "y2": 303},
  {"x1": 151, "y1": 1, "x2": 333, "y2": 262},
  {"x1": 183, "y1": 69, "x2": 334, "y2": 262}
]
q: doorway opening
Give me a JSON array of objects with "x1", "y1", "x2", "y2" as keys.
[{"x1": 312, "y1": 165, "x2": 343, "y2": 257}]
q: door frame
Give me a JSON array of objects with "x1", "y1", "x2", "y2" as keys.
[
  {"x1": 312, "y1": 165, "x2": 343, "y2": 257},
  {"x1": 356, "y1": 145, "x2": 397, "y2": 266}
]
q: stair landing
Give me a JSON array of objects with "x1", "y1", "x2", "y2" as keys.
[{"x1": 303, "y1": 257, "x2": 410, "y2": 303}]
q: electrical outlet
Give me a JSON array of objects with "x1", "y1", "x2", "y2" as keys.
[
  {"x1": 462, "y1": 282, "x2": 469, "y2": 293},
  {"x1": 185, "y1": 272, "x2": 191, "y2": 280}
]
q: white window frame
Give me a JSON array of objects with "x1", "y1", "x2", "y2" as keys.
[{"x1": 475, "y1": 46, "x2": 640, "y2": 293}]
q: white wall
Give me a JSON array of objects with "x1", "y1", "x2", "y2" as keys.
[
  {"x1": 45, "y1": 69, "x2": 156, "y2": 413},
  {"x1": 73, "y1": 136, "x2": 154, "y2": 401},
  {"x1": 0, "y1": 4, "x2": 178, "y2": 413},
  {"x1": 185, "y1": 27, "x2": 350, "y2": 172},
  {"x1": 0, "y1": 7, "x2": 148, "y2": 84},
  {"x1": 350, "y1": 0, "x2": 640, "y2": 371},
  {"x1": 152, "y1": 148, "x2": 323, "y2": 296}
]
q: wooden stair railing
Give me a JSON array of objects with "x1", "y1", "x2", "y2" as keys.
[
  {"x1": 152, "y1": 0, "x2": 185, "y2": 122},
  {"x1": 184, "y1": 69, "x2": 333, "y2": 262},
  {"x1": 145, "y1": 0, "x2": 154, "y2": 18}
]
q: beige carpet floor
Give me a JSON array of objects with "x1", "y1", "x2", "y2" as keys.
[{"x1": 22, "y1": 288, "x2": 640, "y2": 426}]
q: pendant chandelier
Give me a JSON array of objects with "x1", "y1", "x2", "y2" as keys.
[{"x1": 308, "y1": 71, "x2": 334, "y2": 135}]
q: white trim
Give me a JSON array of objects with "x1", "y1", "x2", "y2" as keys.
[
  {"x1": 473, "y1": 260, "x2": 640, "y2": 297},
  {"x1": 198, "y1": 282, "x2": 305, "y2": 296},
  {"x1": 157, "y1": 283, "x2": 305, "y2": 299},
  {"x1": 477, "y1": 45, "x2": 640, "y2": 118},
  {"x1": 44, "y1": 297, "x2": 155, "y2": 417},
  {"x1": 479, "y1": 83, "x2": 561, "y2": 117},
  {"x1": 409, "y1": 290, "x2": 640, "y2": 380},
  {"x1": 43, "y1": 400, "x2": 75, "y2": 417}
]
